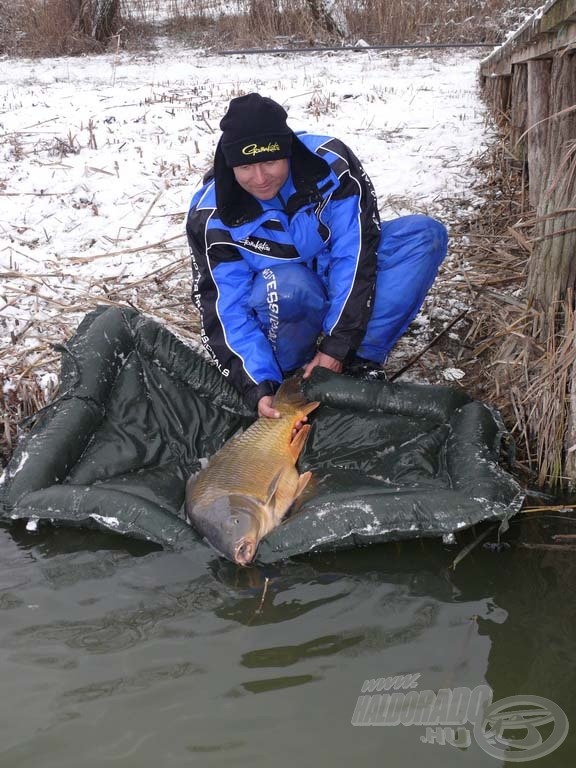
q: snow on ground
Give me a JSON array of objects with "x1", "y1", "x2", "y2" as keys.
[{"x1": 0, "y1": 43, "x2": 489, "y2": 405}]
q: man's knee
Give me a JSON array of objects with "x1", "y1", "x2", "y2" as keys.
[
  {"x1": 379, "y1": 214, "x2": 448, "y2": 270},
  {"x1": 419, "y1": 216, "x2": 448, "y2": 267},
  {"x1": 249, "y1": 263, "x2": 328, "y2": 373},
  {"x1": 250, "y1": 263, "x2": 328, "y2": 323}
]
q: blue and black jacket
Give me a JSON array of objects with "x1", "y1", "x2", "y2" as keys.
[{"x1": 186, "y1": 131, "x2": 381, "y2": 409}]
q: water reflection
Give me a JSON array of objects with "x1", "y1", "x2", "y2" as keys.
[
  {"x1": 6, "y1": 572, "x2": 221, "y2": 654},
  {"x1": 471, "y1": 525, "x2": 576, "y2": 766},
  {"x1": 241, "y1": 632, "x2": 365, "y2": 667},
  {"x1": 57, "y1": 660, "x2": 204, "y2": 706},
  {"x1": 7, "y1": 520, "x2": 160, "y2": 558},
  {"x1": 0, "y1": 520, "x2": 575, "y2": 766},
  {"x1": 209, "y1": 558, "x2": 350, "y2": 626}
]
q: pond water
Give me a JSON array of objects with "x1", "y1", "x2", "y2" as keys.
[{"x1": 0, "y1": 519, "x2": 574, "y2": 767}]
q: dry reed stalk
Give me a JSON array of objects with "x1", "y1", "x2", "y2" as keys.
[
  {"x1": 436, "y1": 134, "x2": 535, "y2": 468},
  {"x1": 1, "y1": 372, "x2": 57, "y2": 461},
  {"x1": 64, "y1": 233, "x2": 185, "y2": 263},
  {"x1": 524, "y1": 298, "x2": 576, "y2": 487}
]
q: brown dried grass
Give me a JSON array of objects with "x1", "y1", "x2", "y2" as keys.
[
  {"x1": 0, "y1": 244, "x2": 201, "y2": 466},
  {"x1": 1, "y1": 0, "x2": 120, "y2": 57},
  {"x1": 155, "y1": 0, "x2": 541, "y2": 48},
  {"x1": 2, "y1": 1, "x2": 542, "y2": 57},
  {"x1": 451, "y1": 125, "x2": 576, "y2": 492}
]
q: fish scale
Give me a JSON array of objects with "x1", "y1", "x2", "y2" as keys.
[{"x1": 193, "y1": 418, "x2": 298, "y2": 500}]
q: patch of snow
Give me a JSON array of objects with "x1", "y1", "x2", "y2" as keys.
[
  {"x1": 1, "y1": 43, "x2": 489, "y2": 402},
  {"x1": 90, "y1": 513, "x2": 121, "y2": 528},
  {"x1": 5, "y1": 452, "x2": 29, "y2": 478},
  {"x1": 442, "y1": 367, "x2": 465, "y2": 381}
]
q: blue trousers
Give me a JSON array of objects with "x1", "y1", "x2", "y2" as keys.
[{"x1": 250, "y1": 214, "x2": 448, "y2": 372}]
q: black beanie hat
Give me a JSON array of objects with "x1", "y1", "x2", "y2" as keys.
[{"x1": 219, "y1": 93, "x2": 293, "y2": 167}]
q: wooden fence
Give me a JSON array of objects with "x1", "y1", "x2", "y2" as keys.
[{"x1": 480, "y1": 0, "x2": 576, "y2": 487}]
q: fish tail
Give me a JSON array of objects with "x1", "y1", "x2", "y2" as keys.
[
  {"x1": 273, "y1": 372, "x2": 305, "y2": 404},
  {"x1": 273, "y1": 374, "x2": 320, "y2": 418}
]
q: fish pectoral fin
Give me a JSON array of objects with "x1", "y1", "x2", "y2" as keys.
[
  {"x1": 301, "y1": 400, "x2": 320, "y2": 418},
  {"x1": 265, "y1": 465, "x2": 308, "y2": 520},
  {"x1": 295, "y1": 471, "x2": 312, "y2": 499},
  {"x1": 282, "y1": 472, "x2": 314, "y2": 522},
  {"x1": 289, "y1": 423, "x2": 311, "y2": 461},
  {"x1": 265, "y1": 469, "x2": 283, "y2": 507}
]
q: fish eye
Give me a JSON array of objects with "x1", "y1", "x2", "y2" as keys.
[{"x1": 231, "y1": 517, "x2": 240, "y2": 525}]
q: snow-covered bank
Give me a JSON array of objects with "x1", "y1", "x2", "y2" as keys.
[{"x1": 0, "y1": 45, "x2": 488, "y2": 420}]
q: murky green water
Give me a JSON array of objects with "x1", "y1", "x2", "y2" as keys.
[{"x1": 0, "y1": 520, "x2": 574, "y2": 767}]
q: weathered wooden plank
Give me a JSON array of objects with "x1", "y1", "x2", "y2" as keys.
[
  {"x1": 527, "y1": 53, "x2": 576, "y2": 480},
  {"x1": 526, "y1": 59, "x2": 552, "y2": 207},
  {"x1": 540, "y1": 0, "x2": 576, "y2": 31},
  {"x1": 483, "y1": 74, "x2": 511, "y2": 125},
  {"x1": 510, "y1": 64, "x2": 528, "y2": 159},
  {"x1": 527, "y1": 53, "x2": 576, "y2": 308},
  {"x1": 491, "y1": 24, "x2": 576, "y2": 75}
]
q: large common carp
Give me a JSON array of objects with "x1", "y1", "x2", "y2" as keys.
[{"x1": 185, "y1": 377, "x2": 320, "y2": 565}]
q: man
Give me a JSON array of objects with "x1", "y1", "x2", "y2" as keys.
[{"x1": 186, "y1": 93, "x2": 447, "y2": 419}]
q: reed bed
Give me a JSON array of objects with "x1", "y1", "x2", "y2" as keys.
[
  {"x1": 449, "y1": 130, "x2": 576, "y2": 492},
  {"x1": 1, "y1": 0, "x2": 542, "y2": 57}
]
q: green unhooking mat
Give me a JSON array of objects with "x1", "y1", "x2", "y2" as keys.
[{"x1": 0, "y1": 306, "x2": 524, "y2": 563}]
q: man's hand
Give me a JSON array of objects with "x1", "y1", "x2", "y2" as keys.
[
  {"x1": 258, "y1": 394, "x2": 308, "y2": 438},
  {"x1": 258, "y1": 395, "x2": 280, "y2": 420},
  {"x1": 302, "y1": 351, "x2": 343, "y2": 380}
]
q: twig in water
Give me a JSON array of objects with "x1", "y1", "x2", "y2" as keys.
[
  {"x1": 255, "y1": 576, "x2": 270, "y2": 615},
  {"x1": 452, "y1": 525, "x2": 497, "y2": 570}
]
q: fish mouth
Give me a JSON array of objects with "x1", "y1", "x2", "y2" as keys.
[{"x1": 233, "y1": 537, "x2": 256, "y2": 566}]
